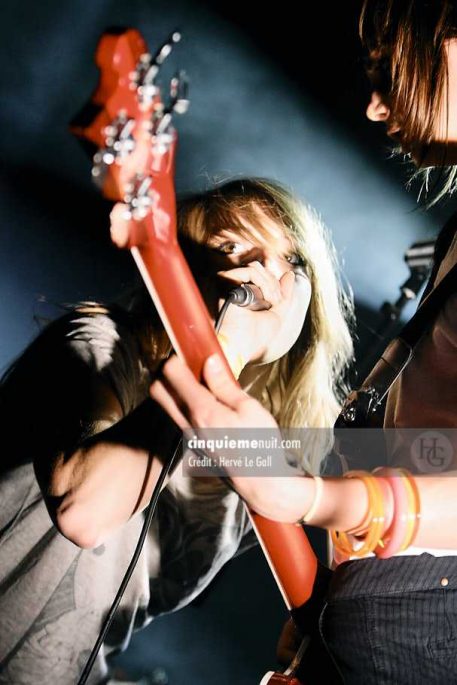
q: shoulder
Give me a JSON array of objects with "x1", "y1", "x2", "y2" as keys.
[
  {"x1": 59, "y1": 304, "x2": 139, "y2": 369},
  {"x1": 59, "y1": 304, "x2": 152, "y2": 413},
  {"x1": 2, "y1": 304, "x2": 151, "y2": 418}
]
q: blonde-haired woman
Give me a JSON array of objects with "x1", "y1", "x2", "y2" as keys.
[
  {"x1": 0, "y1": 177, "x2": 352, "y2": 683},
  {"x1": 177, "y1": 177, "x2": 353, "y2": 473}
]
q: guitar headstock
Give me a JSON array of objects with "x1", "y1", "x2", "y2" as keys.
[
  {"x1": 71, "y1": 27, "x2": 188, "y2": 246},
  {"x1": 72, "y1": 28, "x2": 228, "y2": 381}
]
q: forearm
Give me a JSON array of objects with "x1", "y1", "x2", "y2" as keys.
[
  {"x1": 149, "y1": 353, "x2": 457, "y2": 553},
  {"x1": 236, "y1": 475, "x2": 370, "y2": 530},
  {"x1": 42, "y1": 400, "x2": 178, "y2": 549},
  {"x1": 50, "y1": 441, "x2": 165, "y2": 548},
  {"x1": 236, "y1": 472, "x2": 457, "y2": 550},
  {"x1": 412, "y1": 475, "x2": 457, "y2": 548}
]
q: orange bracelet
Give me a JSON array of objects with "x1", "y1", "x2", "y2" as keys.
[
  {"x1": 345, "y1": 475, "x2": 392, "y2": 537},
  {"x1": 331, "y1": 470, "x2": 386, "y2": 558},
  {"x1": 398, "y1": 469, "x2": 419, "y2": 551},
  {"x1": 401, "y1": 468, "x2": 421, "y2": 548}
]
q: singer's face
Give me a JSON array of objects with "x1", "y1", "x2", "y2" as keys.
[
  {"x1": 208, "y1": 217, "x2": 305, "y2": 280},
  {"x1": 208, "y1": 212, "x2": 312, "y2": 363}
]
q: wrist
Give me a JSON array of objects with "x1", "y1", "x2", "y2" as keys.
[
  {"x1": 241, "y1": 476, "x2": 314, "y2": 522},
  {"x1": 344, "y1": 476, "x2": 394, "y2": 537},
  {"x1": 304, "y1": 477, "x2": 369, "y2": 530}
]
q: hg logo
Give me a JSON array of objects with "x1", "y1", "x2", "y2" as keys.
[{"x1": 411, "y1": 431, "x2": 454, "y2": 473}]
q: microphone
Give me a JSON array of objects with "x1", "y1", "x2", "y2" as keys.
[{"x1": 228, "y1": 284, "x2": 272, "y2": 310}]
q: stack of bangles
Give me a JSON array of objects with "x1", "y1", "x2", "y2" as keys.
[{"x1": 299, "y1": 469, "x2": 421, "y2": 559}]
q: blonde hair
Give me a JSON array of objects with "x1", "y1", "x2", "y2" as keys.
[
  {"x1": 177, "y1": 178, "x2": 354, "y2": 474},
  {"x1": 1, "y1": 178, "x2": 354, "y2": 474}
]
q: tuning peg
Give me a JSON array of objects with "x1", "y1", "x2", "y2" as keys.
[
  {"x1": 152, "y1": 30, "x2": 181, "y2": 67},
  {"x1": 142, "y1": 30, "x2": 182, "y2": 89},
  {"x1": 91, "y1": 115, "x2": 137, "y2": 182},
  {"x1": 133, "y1": 32, "x2": 186, "y2": 109},
  {"x1": 170, "y1": 70, "x2": 189, "y2": 115},
  {"x1": 123, "y1": 174, "x2": 153, "y2": 220},
  {"x1": 152, "y1": 69, "x2": 189, "y2": 136}
]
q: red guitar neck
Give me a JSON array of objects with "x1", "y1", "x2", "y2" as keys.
[{"x1": 73, "y1": 22, "x2": 319, "y2": 628}]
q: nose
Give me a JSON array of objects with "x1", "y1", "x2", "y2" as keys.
[
  {"x1": 241, "y1": 246, "x2": 289, "y2": 280},
  {"x1": 240, "y1": 245, "x2": 265, "y2": 265},
  {"x1": 366, "y1": 91, "x2": 390, "y2": 122},
  {"x1": 264, "y1": 253, "x2": 290, "y2": 280}
]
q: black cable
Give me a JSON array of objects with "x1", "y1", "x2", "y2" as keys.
[
  {"x1": 77, "y1": 294, "x2": 234, "y2": 685},
  {"x1": 76, "y1": 440, "x2": 180, "y2": 685},
  {"x1": 215, "y1": 295, "x2": 233, "y2": 333}
]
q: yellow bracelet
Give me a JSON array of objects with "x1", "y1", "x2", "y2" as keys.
[
  {"x1": 331, "y1": 470, "x2": 386, "y2": 558},
  {"x1": 217, "y1": 333, "x2": 246, "y2": 379},
  {"x1": 398, "y1": 468, "x2": 420, "y2": 551},
  {"x1": 295, "y1": 476, "x2": 324, "y2": 526}
]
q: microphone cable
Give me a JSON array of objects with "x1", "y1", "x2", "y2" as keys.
[
  {"x1": 76, "y1": 437, "x2": 180, "y2": 684},
  {"x1": 77, "y1": 292, "x2": 239, "y2": 684}
]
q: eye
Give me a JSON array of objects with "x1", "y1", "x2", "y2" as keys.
[
  {"x1": 214, "y1": 241, "x2": 246, "y2": 255},
  {"x1": 286, "y1": 252, "x2": 305, "y2": 267}
]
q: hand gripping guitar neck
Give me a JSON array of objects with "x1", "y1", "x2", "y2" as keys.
[{"x1": 72, "y1": 28, "x2": 319, "y2": 684}]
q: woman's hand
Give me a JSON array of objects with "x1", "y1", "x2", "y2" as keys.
[
  {"x1": 216, "y1": 262, "x2": 311, "y2": 365},
  {"x1": 150, "y1": 354, "x2": 313, "y2": 520}
]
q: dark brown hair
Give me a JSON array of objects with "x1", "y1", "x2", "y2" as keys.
[{"x1": 360, "y1": 0, "x2": 456, "y2": 147}]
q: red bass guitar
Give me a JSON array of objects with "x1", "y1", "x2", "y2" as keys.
[{"x1": 72, "y1": 28, "x2": 326, "y2": 684}]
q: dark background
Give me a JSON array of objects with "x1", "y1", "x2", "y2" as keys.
[{"x1": 1, "y1": 1, "x2": 454, "y2": 683}]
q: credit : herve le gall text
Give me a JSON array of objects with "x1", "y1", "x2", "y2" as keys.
[{"x1": 187, "y1": 454, "x2": 273, "y2": 468}]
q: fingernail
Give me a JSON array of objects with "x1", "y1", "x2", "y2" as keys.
[{"x1": 206, "y1": 353, "x2": 224, "y2": 372}]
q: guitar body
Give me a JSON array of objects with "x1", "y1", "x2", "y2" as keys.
[{"x1": 73, "y1": 28, "x2": 337, "y2": 684}]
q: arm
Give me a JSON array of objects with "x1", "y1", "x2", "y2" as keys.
[
  {"x1": 150, "y1": 353, "x2": 457, "y2": 550},
  {"x1": 46, "y1": 394, "x2": 174, "y2": 550},
  {"x1": 18, "y1": 310, "x2": 177, "y2": 550}
]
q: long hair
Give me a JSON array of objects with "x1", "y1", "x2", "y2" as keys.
[
  {"x1": 177, "y1": 178, "x2": 354, "y2": 474},
  {"x1": 360, "y1": 0, "x2": 457, "y2": 202},
  {"x1": 1, "y1": 178, "x2": 354, "y2": 474}
]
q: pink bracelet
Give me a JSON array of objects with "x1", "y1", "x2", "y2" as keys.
[{"x1": 374, "y1": 468, "x2": 417, "y2": 559}]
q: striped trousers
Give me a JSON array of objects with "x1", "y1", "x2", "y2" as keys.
[{"x1": 319, "y1": 554, "x2": 457, "y2": 684}]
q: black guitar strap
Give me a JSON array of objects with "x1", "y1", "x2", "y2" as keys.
[{"x1": 336, "y1": 259, "x2": 457, "y2": 429}]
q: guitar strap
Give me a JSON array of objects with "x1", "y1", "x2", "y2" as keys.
[
  {"x1": 422, "y1": 215, "x2": 457, "y2": 300},
  {"x1": 336, "y1": 255, "x2": 457, "y2": 430}
]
